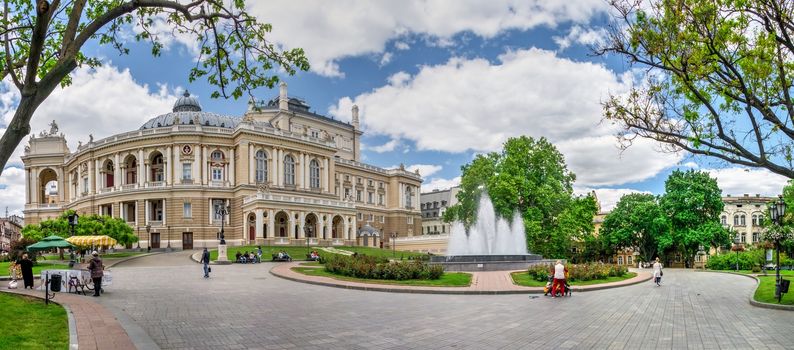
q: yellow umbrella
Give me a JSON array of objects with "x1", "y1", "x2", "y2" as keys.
[{"x1": 65, "y1": 235, "x2": 118, "y2": 247}]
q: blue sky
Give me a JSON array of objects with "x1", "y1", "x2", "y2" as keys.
[{"x1": 0, "y1": 1, "x2": 790, "y2": 215}]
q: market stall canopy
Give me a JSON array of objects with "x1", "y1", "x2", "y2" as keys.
[
  {"x1": 26, "y1": 235, "x2": 75, "y2": 251},
  {"x1": 65, "y1": 235, "x2": 118, "y2": 247}
]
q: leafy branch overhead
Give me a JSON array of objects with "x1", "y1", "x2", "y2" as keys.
[
  {"x1": 0, "y1": 0, "x2": 309, "y2": 174},
  {"x1": 600, "y1": 0, "x2": 794, "y2": 178}
]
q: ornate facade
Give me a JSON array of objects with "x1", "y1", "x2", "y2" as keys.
[{"x1": 22, "y1": 83, "x2": 422, "y2": 249}]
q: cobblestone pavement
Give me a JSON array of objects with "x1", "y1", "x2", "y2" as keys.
[{"x1": 100, "y1": 251, "x2": 794, "y2": 350}]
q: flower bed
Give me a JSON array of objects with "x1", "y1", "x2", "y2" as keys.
[
  {"x1": 322, "y1": 254, "x2": 444, "y2": 280},
  {"x1": 526, "y1": 262, "x2": 629, "y2": 282}
]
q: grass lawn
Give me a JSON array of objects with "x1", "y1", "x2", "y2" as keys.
[
  {"x1": 292, "y1": 267, "x2": 472, "y2": 287},
  {"x1": 511, "y1": 272, "x2": 638, "y2": 287},
  {"x1": 0, "y1": 261, "x2": 72, "y2": 277},
  {"x1": 211, "y1": 245, "x2": 427, "y2": 261},
  {"x1": 753, "y1": 275, "x2": 794, "y2": 305},
  {"x1": 0, "y1": 293, "x2": 69, "y2": 349}
]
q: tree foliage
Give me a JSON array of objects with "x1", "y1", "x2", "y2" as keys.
[
  {"x1": 444, "y1": 136, "x2": 598, "y2": 258},
  {"x1": 660, "y1": 169, "x2": 730, "y2": 265},
  {"x1": 600, "y1": 0, "x2": 794, "y2": 178},
  {"x1": 599, "y1": 193, "x2": 671, "y2": 263},
  {"x1": 0, "y1": 0, "x2": 309, "y2": 174},
  {"x1": 21, "y1": 210, "x2": 137, "y2": 246}
]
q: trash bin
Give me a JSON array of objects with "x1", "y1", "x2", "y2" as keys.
[
  {"x1": 782, "y1": 279, "x2": 790, "y2": 294},
  {"x1": 50, "y1": 274, "x2": 62, "y2": 292}
]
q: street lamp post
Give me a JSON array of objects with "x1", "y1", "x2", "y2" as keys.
[
  {"x1": 769, "y1": 195, "x2": 787, "y2": 303},
  {"x1": 166, "y1": 225, "x2": 171, "y2": 251},
  {"x1": 145, "y1": 224, "x2": 151, "y2": 251},
  {"x1": 390, "y1": 232, "x2": 397, "y2": 257},
  {"x1": 136, "y1": 226, "x2": 141, "y2": 250},
  {"x1": 216, "y1": 205, "x2": 230, "y2": 245}
]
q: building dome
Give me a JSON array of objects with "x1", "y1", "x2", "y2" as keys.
[{"x1": 173, "y1": 91, "x2": 202, "y2": 112}]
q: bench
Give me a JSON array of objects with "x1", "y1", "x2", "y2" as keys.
[{"x1": 271, "y1": 254, "x2": 292, "y2": 262}]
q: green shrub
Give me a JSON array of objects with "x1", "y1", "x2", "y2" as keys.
[
  {"x1": 526, "y1": 262, "x2": 628, "y2": 282},
  {"x1": 705, "y1": 248, "x2": 767, "y2": 270},
  {"x1": 323, "y1": 254, "x2": 443, "y2": 280},
  {"x1": 752, "y1": 264, "x2": 761, "y2": 273}
]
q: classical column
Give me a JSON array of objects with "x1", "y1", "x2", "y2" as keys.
[
  {"x1": 162, "y1": 198, "x2": 167, "y2": 226},
  {"x1": 248, "y1": 143, "x2": 254, "y2": 183},
  {"x1": 113, "y1": 153, "x2": 120, "y2": 189},
  {"x1": 288, "y1": 214, "x2": 296, "y2": 239},
  {"x1": 94, "y1": 160, "x2": 100, "y2": 193},
  {"x1": 326, "y1": 216, "x2": 333, "y2": 240},
  {"x1": 322, "y1": 158, "x2": 329, "y2": 192},
  {"x1": 191, "y1": 149, "x2": 199, "y2": 182},
  {"x1": 172, "y1": 145, "x2": 179, "y2": 183},
  {"x1": 137, "y1": 149, "x2": 144, "y2": 187},
  {"x1": 298, "y1": 212, "x2": 305, "y2": 238},
  {"x1": 165, "y1": 147, "x2": 171, "y2": 185},
  {"x1": 267, "y1": 209, "x2": 275, "y2": 238},
  {"x1": 201, "y1": 145, "x2": 208, "y2": 185},
  {"x1": 255, "y1": 209, "x2": 264, "y2": 239},
  {"x1": 296, "y1": 153, "x2": 303, "y2": 188},
  {"x1": 343, "y1": 219, "x2": 350, "y2": 241},
  {"x1": 229, "y1": 147, "x2": 235, "y2": 186},
  {"x1": 276, "y1": 148, "x2": 282, "y2": 186},
  {"x1": 145, "y1": 200, "x2": 150, "y2": 224}
]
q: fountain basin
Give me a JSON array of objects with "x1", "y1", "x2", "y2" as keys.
[{"x1": 430, "y1": 254, "x2": 554, "y2": 271}]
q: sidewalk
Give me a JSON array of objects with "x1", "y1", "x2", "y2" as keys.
[
  {"x1": 270, "y1": 262, "x2": 653, "y2": 294},
  {"x1": 2, "y1": 289, "x2": 136, "y2": 350}
]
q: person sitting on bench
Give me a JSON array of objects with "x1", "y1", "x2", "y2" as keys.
[{"x1": 235, "y1": 251, "x2": 242, "y2": 263}]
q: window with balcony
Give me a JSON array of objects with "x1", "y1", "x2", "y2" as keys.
[
  {"x1": 356, "y1": 190, "x2": 362, "y2": 202},
  {"x1": 368, "y1": 180, "x2": 373, "y2": 187},
  {"x1": 309, "y1": 159, "x2": 320, "y2": 189},
  {"x1": 255, "y1": 150, "x2": 267, "y2": 183},
  {"x1": 344, "y1": 188, "x2": 351, "y2": 199},
  {"x1": 284, "y1": 155, "x2": 295, "y2": 185},
  {"x1": 368, "y1": 192, "x2": 373, "y2": 204},
  {"x1": 379, "y1": 194, "x2": 384, "y2": 205}
]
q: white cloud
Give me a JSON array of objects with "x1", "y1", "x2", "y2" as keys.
[
  {"x1": 0, "y1": 166, "x2": 26, "y2": 216},
  {"x1": 682, "y1": 161, "x2": 699, "y2": 168},
  {"x1": 574, "y1": 187, "x2": 652, "y2": 212},
  {"x1": 395, "y1": 41, "x2": 411, "y2": 50},
  {"x1": 379, "y1": 52, "x2": 393, "y2": 66},
  {"x1": 331, "y1": 47, "x2": 679, "y2": 187},
  {"x1": 422, "y1": 176, "x2": 461, "y2": 193},
  {"x1": 553, "y1": 25, "x2": 607, "y2": 50},
  {"x1": 367, "y1": 138, "x2": 401, "y2": 153},
  {"x1": 247, "y1": 0, "x2": 609, "y2": 77},
  {"x1": 0, "y1": 64, "x2": 178, "y2": 215},
  {"x1": 704, "y1": 168, "x2": 791, "y2": 197}
]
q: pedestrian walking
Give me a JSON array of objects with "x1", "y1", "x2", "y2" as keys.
[
  {"x1": 201, "y1": 248, "x2": 211, "y2": 278},
  {"x1": 652, "y1": 257, "x2": 663, "y2": 286},
  {"x1": 88, "y1": 251, "x2": 104, "y2": 297},
  {"x1": 17, "y1": 254, "x2": 34, "y2": 289}
]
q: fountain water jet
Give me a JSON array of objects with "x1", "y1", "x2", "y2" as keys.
[{"x1": 430, "y1": 194, "x2": 550, "y2": 271}]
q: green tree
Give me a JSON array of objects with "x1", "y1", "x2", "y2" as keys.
[
  {"x1": 0, "y1": 0, "x2": 309, "y2": 175},
  {"x1": 599, "y1": 193, "x2": 671, "y2": 263},
  {"x1": 21, "y1": 210, "x2": 137, "y2": 247},
  {"x1": 444, "y1": 136, "x2": 597, "y2": 258},
  {"x1": 660, "y1": 169, "x2": 730, "y2": 266},
  {"x1": 600, "y1": 0, "x2": 794, "y2": 178}
]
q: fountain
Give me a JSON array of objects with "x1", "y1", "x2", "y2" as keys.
[{"x1": 430, "y1": 194, "x2": 549, "y2": 271}]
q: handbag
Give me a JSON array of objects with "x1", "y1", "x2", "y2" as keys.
[
  {"x1": 208, "y1": 267, "x2": 211, "y2": 273},
  {"x1": 660, "y1": 269, "x2": 663, "y2": 277},
  {"x1": 8, "y1": 280, "x2": 18, "y2": 289}
]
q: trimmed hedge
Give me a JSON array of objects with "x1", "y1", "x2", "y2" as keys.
[
  {"x1": 527, "y1": 262, "x2": 629, "y2": 282},
  {"x1": 706, "y1": 248, "x2": 793, "y2": 270},
  {"x1": 323, "y1": 254, "x2": 444, "y2": 280}
]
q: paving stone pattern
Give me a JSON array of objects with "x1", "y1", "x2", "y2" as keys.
[{"x1": 99, "y1": 251, "x2": 794, "y2": 350}]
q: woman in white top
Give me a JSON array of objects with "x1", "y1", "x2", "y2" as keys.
[{"x1": 652, "y1": 257, "x2": 663, "y2": 286}]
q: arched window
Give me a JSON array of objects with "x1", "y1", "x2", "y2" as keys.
[
  {"x1": 211, "y1": 150, "x2": 224, "y2": 161},
  {"x1": 284, "y1": 155, "x2": 295, "y2": 185},
  {"x1": 151, "y1": 153, "x2": 164, "y2": 182},
  {"x1": 309, "y1": 159, "x2": 320, "y2": 188},
  {"x1": 734, "y1": 215, "x2": 739, "y2": 226},
  {"x1": 721, "y1": 215, "x2": 727, "y2": 225},
  {"x1": 740, "y1": 215, "x2": 746, "y2": 226},
  {"x1": 255, "y1": 150, "x2": 267, "y2": 183}
]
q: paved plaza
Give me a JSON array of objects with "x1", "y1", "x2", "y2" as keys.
[{"x1": 94, "y1": 251, "x2": 794, "y2": 350}]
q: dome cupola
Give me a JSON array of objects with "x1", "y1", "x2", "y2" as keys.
[{"x1": 173, "y1": 90, "x2": 202, "y2": 112}]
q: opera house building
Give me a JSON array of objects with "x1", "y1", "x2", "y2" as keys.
[{"x1": 22, "y1": 83, "x2": 422, "y2": 249}]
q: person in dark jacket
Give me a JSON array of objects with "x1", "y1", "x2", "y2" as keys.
[
  {"x1": 17, "y1": 253, "x2": 34, "y2": 289},
  {"x1": 201, "y1": 248, "x2": 211, "y2": 278},
  {"x1": 87, "y1": 251, "x2": 104, "y2": 297}
]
